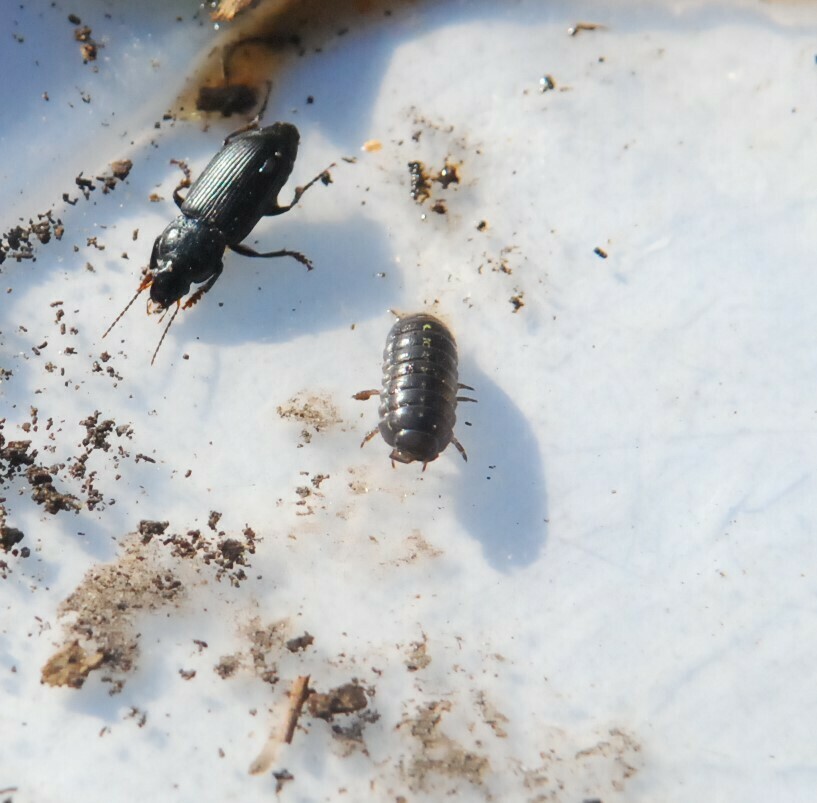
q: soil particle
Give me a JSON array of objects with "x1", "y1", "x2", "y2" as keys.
[
  {"x1": 110, "y1": 160, "x2": 132, "y2": 181},
  {"x1": 73, "y1": 23, "x2": 101, "y2": 63},
  {"x1": 510, "y1": 292, "x2": 525, "y2": 313},
  {"x1": 434, "y1": 162, "x2": 460, "y2": 189},
  {"x1": 79, "y1": 411, "x2": 118, "y2": 451},
  {"x1": 408, "y1": 159, "x2": 461, "y2": 206},
  {"x1": 247, "y1": 619, "x2": 288, "y2": 685},
  {"x1": 0, "y1": 525, "x2": 24, "y2": 552},
  {"x1": 0, "y1": 210, "x2": 66, "y2": 262},
  {"x1": 277, "y1": 394, "x2": 342, "y2": 446},
  {"x1": 286, "y1": 632, "x2": 314, "y2": 653},
  {"x1": 405, "y1": 637, "x2": 431, "y2": 672},
  {"x1": 41, "y1": 641, "x2": 105, "y2": 689},
  {"x1": 219, "y1": 538, "x2": 246, "y2": 566},
  {"x1": 138, "y1": 520, "x2": 169, "y2": 540},
  {"x1": 215, "y1": 654, "x2": 241, "y2": 679},
  {"x1": 1, "y1": 439, "x2": 35, "y2": 474},
  {"x1": 272, "y1": 770, "x2": 294, "y2": 793},
  {"x1": 3, "y1": 434, "x2": 81, "y2": 514},
  {"x1": 29, "y1": 472, "x2": 80, "y2": 514},
  {"x1": 307, "y1": 682, "x2": 368, "y2": 720},
  {"x1": 161, "y1": 525, "x2": 256, "y2": 586}
]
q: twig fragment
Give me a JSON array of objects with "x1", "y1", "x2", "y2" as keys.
[{"x1": 248, "y1": 675, "x2": 310, "y2": 775}]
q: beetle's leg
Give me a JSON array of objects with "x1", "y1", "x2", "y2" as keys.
[
  {"x1": 170, "y1": 159, "x2": 192, "y2": 209},
  {"x1": 229, "y1": 242, "x2": 313, "y2": 270},
  {"x1": 451, "y1": 436, "x2": 468, "y2": 462},
  {"x1": 360, "y1": 428, "x2": 379, "y2": 449},
  {"x1": 458, "y1": 383, "x2": 475, "y2": 390},
  {"x1": 253, "y1": 80, "x2": 273, "y2": 122},
  {"x1": 182, "y1": 269, "x2": 223, "y2": 310},
  {"x1": 352, "y1": 390, "x2": 380, "y2": 401},
  {"x1": 456, "y1": 396, "x2": 478, "y2": 403},
  {"x1": 223, "y1": 116, "x2": 261, "y2": 144},
  {"x1": 268, "y1": 163, "x2": 337, "y2": 216}
]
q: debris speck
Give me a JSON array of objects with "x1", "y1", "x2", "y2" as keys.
[
  {"x1": 286, "y1": 632, "x2": 314, "y2": 653},
  {"x1": 307, "y1": 682, "x2": 368, "y2": 720},
  {"x1": 510, "y1": 292, "x2": 525, "y2": 313},
  {"x1": 41, "y1": 641, "x2": 105, "y2": 689}
]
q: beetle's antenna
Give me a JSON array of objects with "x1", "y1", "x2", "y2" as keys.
[
  {"x1": 102, "y1": 276, "x2": 152, "y2": 339},
  {"x1": 150, "y1": 301, "x2": 180, "y2": 365}
]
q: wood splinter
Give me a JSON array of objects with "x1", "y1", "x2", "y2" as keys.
[{"x1": 248, "y1": 675, "x2": 311, "y2": 776}]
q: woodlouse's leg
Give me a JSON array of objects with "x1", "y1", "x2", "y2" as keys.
[
  {"x1": 457, "y1": 382, "x2": 477, "y2": 403},
  {"x1": 451, "y1": 436, "x2": 468, "y2": 462},
  {"x1": 360, "y1": 428, "x2": 379, "y2": 449},
  {"x1": 352, "y1": 390, "x2": 380, "y2": 401}
]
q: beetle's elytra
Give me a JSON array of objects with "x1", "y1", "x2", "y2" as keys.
[
  {"x1": 103, "y1": 120, "x2": 333, "y2": 363},
  {"x1": 357, "y1": 313, "x2": 475, "y2": 468}
]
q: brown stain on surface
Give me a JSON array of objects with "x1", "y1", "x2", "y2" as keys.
[
  {"x1": 43, "y1": 526, "x2": 184, "y2": 688},
  {"x1": 400, "y1": 700, "x2": 489, "y2": 792},
  {"x1": 177, "y1": 0, "x2": 415, "y2": 119}
]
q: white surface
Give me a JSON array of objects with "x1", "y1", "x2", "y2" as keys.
[{"x1": 2, "y1": 0, "x2": 817, "y2": 800}]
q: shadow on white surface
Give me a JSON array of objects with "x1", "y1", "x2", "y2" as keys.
[{"x1": 455, "y1": 361, "x2": 547, "y2": 570}]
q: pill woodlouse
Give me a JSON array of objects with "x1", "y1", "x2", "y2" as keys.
[
  {"x1": 357, "y1": 313, "x2": 475, "y2": 468},
  {"x1": 103, "y1": 119, "x2": 333, "y2": 363}
]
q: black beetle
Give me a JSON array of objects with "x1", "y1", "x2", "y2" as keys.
[
  {"x1": 104, "y1": 120, "x2": 333, "y2": 362},
  {"x1": 356, "y1": 313, "x2": 476, "y2": 469}
]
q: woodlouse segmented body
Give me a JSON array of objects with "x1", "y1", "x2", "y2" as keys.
[{"x1": 359, "y1": 313, "x2": 474, "y2": 467}]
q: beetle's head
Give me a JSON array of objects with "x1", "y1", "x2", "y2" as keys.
[
  {"x1": 148, "y1": 269, "x2": 191, "y2": 312},
  {"x1": 148, "y1": 216, "x2": 225, "y2": 309}
]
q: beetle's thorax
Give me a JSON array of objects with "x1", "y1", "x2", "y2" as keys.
[{"x1": 148, "y1": 215, "x2": 226, "y2": 308}]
